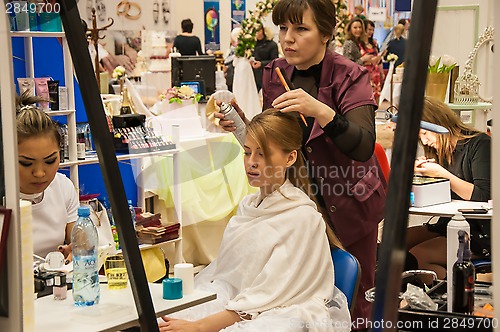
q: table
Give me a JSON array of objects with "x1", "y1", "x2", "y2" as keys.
[
  {"x1": 35, "y1": 283, "x2": 216, "y2": 331},
  {"x1": 409, "y1": 200, "x2": 492, "y2": 220}
]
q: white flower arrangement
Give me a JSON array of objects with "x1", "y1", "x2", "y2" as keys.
[
  {"x1": 428, "y1": 54, "x2": 457, "y2": 73},
  {"x1": 112, "y1": 65, "x2": 126, "y2": 79},
  {"x1": 386, "y1": 53, "x2": 399, "y2": 62}
]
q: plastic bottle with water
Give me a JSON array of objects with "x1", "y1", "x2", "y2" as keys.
[
  {"x1": 219, "y1": 102, "x2": 246, "y2": 147},
  {"x1": 72, "y1": 206, "x2": 100, "y2": 306},
  {"x1": 446, "y1": 212, "x2": 469, "y2": 312}
]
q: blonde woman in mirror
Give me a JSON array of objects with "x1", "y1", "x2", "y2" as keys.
[
  {"x1": 16, "y1": 92, "x2": 79, "y2": 262},
  {"x1": 407, "y1": 97, "x2": 491, "y2": 280},
  {"x1": 343, "y1": 18, "x2": 373, "y2": 65},
  {"x1": 159, "y1": 110, "x2": 350, "y2": 332}
]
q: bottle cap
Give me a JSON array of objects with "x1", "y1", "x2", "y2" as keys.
[
  {"x1": 54, "y1": 273, "x2": 66, "y2": 286},
  {"x1": 77, "y1": 206, "x2": 91, "y2": 217},
  {"x1": 452, "y1": 212, "x2": 466, "y2": 221}
]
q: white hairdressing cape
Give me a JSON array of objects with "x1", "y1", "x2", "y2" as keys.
[{"x1": 171, "y1": 180, "x2": 350, "y2": 331}]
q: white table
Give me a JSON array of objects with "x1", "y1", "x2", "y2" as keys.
[
  {"x1": 35, "y1": 283, "x2": 216, "y2": 332},
  {"x1": 409, "y1": 199, "x2": 492, "y2": 220}
]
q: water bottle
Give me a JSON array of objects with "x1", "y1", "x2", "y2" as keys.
[
  {"x1": 446, "y1": 212, "x2": 469, "y2": 312},
  {"x1": 219, "y1": 102, "x2": 246, "y2": 147},
  {"x1": 128, "y1": 200, "x2": 136, "y2": 227},
  {"x1": 72, "y1": 206, "x2": 100, "y2": 306}
]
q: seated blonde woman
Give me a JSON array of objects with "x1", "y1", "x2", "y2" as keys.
[{"x1": 159, "y1": 109, "x2": 350, "y2": 331}]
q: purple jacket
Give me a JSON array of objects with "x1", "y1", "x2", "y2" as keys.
[{"x1": 262, "y1": 51, "x2": 386, "y2": 246}]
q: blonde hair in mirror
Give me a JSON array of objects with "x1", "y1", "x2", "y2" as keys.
[
  {"x1": 15, "y1": 91, "x2": 61, "y2": 146},
  {"x1": 421, "y1": 97, "x2": 480, "y2": 166},
  {"x1": 247, "y1": 109, "x2": 343, "y2": 249}
]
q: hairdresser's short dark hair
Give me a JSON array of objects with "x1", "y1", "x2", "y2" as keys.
[
  {"x1": 272, "y1": 0, "x2": 336, "y2": 46},
  {"x1": 181, "y1": 19, "x2": 194, "y2": 33}
]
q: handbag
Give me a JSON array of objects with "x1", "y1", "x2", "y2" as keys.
[{"x1": 80, "y1": 197, "x2": 115, "y2": 248}]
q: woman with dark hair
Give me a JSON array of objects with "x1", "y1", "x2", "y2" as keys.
[
  {"x1": 407, "y1": 97, "x2": 491, "y2": 280},
  {"x1": 16, "y1": 93, "x2": 79, "y2": 260},
  {"x1": 216, "y1": 0, "x2": 387, "y2": 329},
  {"x1": 250, "y1": 25, "x2": 279, "y2": 91},
  {"x1": 173, "y1": 18, "x2": 204, "y2": 55},
  {"x1": 361, "y1": 19, "x2": 384, "y2": 102},
  {"x1": 159, "y1": 109, "x2": 350, "y2": 332}
]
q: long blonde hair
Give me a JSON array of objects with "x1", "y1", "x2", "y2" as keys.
[
  {"x1": 247, "y1": 109, "x2": 343, "y2": 248},
  {"x1": 421, "y1": 97, "x2": 481, "y2": 166}
]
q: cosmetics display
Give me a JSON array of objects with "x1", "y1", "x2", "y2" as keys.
[{"x1": 111, "y1": 114, "x2": 175, "y2": 154}]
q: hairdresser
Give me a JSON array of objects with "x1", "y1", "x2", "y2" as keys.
[{"x1": 215, "y1": 0, "x2": 386, "y2": 329}]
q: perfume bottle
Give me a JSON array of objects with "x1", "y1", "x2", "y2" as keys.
[{"x1": 120, "y1": 85, "x2": 133, "y2": 115}]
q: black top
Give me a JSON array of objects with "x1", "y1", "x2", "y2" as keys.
[
  {"x1": 252, "y1": 39, "x2": 279, "y2": 91},
  {"x1": 173, "y1": 35, "x2": 203, "y2": 56},
  {"x1": 291, "y1": 61, "x2": 376, "y2": 160},
  {"x1": 386, "y1": 37, "x2": 406, "y2": 67},
  {"x1": 447, "y1": 132, "x2": 491, "y2": 201}
]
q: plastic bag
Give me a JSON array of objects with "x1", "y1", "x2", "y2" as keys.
[{"x1": 80, "y1": 198, "x2": 115, "y2": 248}]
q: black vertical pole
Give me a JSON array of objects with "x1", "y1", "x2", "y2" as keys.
[
  {"x1": 371, "y1": 1, "x2": 438, "y2": 330},
  {"x1": 56, "y1": 1, "x2": 159, "y2": 331}
]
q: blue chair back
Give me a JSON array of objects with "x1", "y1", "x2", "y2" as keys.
[{"x1": 331, "y1": 247, "x2": 361, "y2": 314}]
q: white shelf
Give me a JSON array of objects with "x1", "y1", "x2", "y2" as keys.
[
  {"x1": 44, "y1": 109, "x2": 76, "y2": 116},
  {"x1": 116, "y1": 237, "x2": 182, "y2": 254},
  {"x1": 11, "y1": 31, "x2": 65, "y2": 38},
  {"x1": 59, "y1": 148, "x2": 180, "y2": 167},
  {"x1": 445, "y1": 102, "x2": 493, "y2": 110}
]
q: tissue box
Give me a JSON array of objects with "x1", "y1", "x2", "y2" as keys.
[{"x1": 412, "y1": 176, "x2": 451, "y2": 207}]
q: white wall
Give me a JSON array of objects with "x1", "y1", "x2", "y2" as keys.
[
  {"x1": 432, "y1": 0, "x2": 494, "y2": 100},
  {"x1": 78, "y1": 0, "x2": 264, "y2": 53}
]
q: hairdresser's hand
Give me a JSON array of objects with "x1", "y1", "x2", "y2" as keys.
[
  {"x1": 58, "y1": 244, "x2": 72, "y2": 264},
  {"x1": 159, "y1": 316, "x2": 201, "y2": 332},
  {"x1": 213, "y1": 100, "x2": 248, "y2": 132},
  {"x1": 250, "y1": 60, "x2": 262, "y2": 69},
  {"x1": 272, "y1": 88, "x2": 334, "y2": 127}
]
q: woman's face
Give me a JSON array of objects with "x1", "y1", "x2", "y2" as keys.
[
  {"x1": 278, "y1": 8, "x2": 328, "y2": 70},
  {"x1": 350, "y1": 21, "x2": 363, "y2": 38},
  {"x1": 419, "y1": 129, "x2": 438, "y2": 149},
  {"x1": 18, "y1": 134, "x2": 60, "y2": 194},
  {"x1": 244, "y1": 136, "x2": 295, "y2": 195},
  {"x1": 256, "y1": 28, "x2": 264, "y2": 41},
  {"x1": 365, "y1": 24, "x2": 374, "y2": 38}
]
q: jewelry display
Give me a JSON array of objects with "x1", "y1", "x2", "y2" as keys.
[
  {"x1": 153, "y1": 0, "x2": 159, "y2": 24},
  {"x1": 454, "y1": 26, "x2": 494, "y2": 104},
  {"x1": 86, "y1": 8, "x2": 114, "y2": 91},
  {"x1": 116, "y1": 0, "x2": 142, "y2": 21}
]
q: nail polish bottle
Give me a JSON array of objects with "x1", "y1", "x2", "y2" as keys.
[{"x1": 53, "y1": 273, "x2": 67, "y2": 300}]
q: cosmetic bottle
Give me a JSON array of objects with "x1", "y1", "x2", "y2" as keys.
[
  {"x1": 446, "y1": 212, "x2": 469, "y2": 312},
  {"x1": 452, "y1": 230, "x2": 475, "y2": 314},
  {"x1": 53, "y1": 272, "x2": 67, "y2": 301},
  {"x1": 219, "y1": 102, "x2": 246, "y2": 147}
]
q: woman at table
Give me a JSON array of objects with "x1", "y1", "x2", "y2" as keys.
[
  {"x1": 16, "y1": 93, "x2": 79, "y2": 261},
  {"x1": 407, "y1": 97, "x2": 491, "y2": 279},
  {"x1": 215, "y1": 0, "x2": 386, "y2": 329},
  {"x1": 159, "y1": 109, "x2": 350, "y2": 332}
]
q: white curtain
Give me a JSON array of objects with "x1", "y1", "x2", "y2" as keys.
[{"x1": 232, "y1": 57, "x2": 261, "y2": 120}]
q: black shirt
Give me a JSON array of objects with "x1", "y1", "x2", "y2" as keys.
[{"x1": 174, "y1": 35, "x2": 203, "y2": 56}]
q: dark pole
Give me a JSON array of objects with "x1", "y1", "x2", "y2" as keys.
[
  {"x1": 371, "y1": 1, "x2": 438, "y2": 330},
  {"x1": 56, "y1": 1, "x2": 159, "y2": 331}
]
